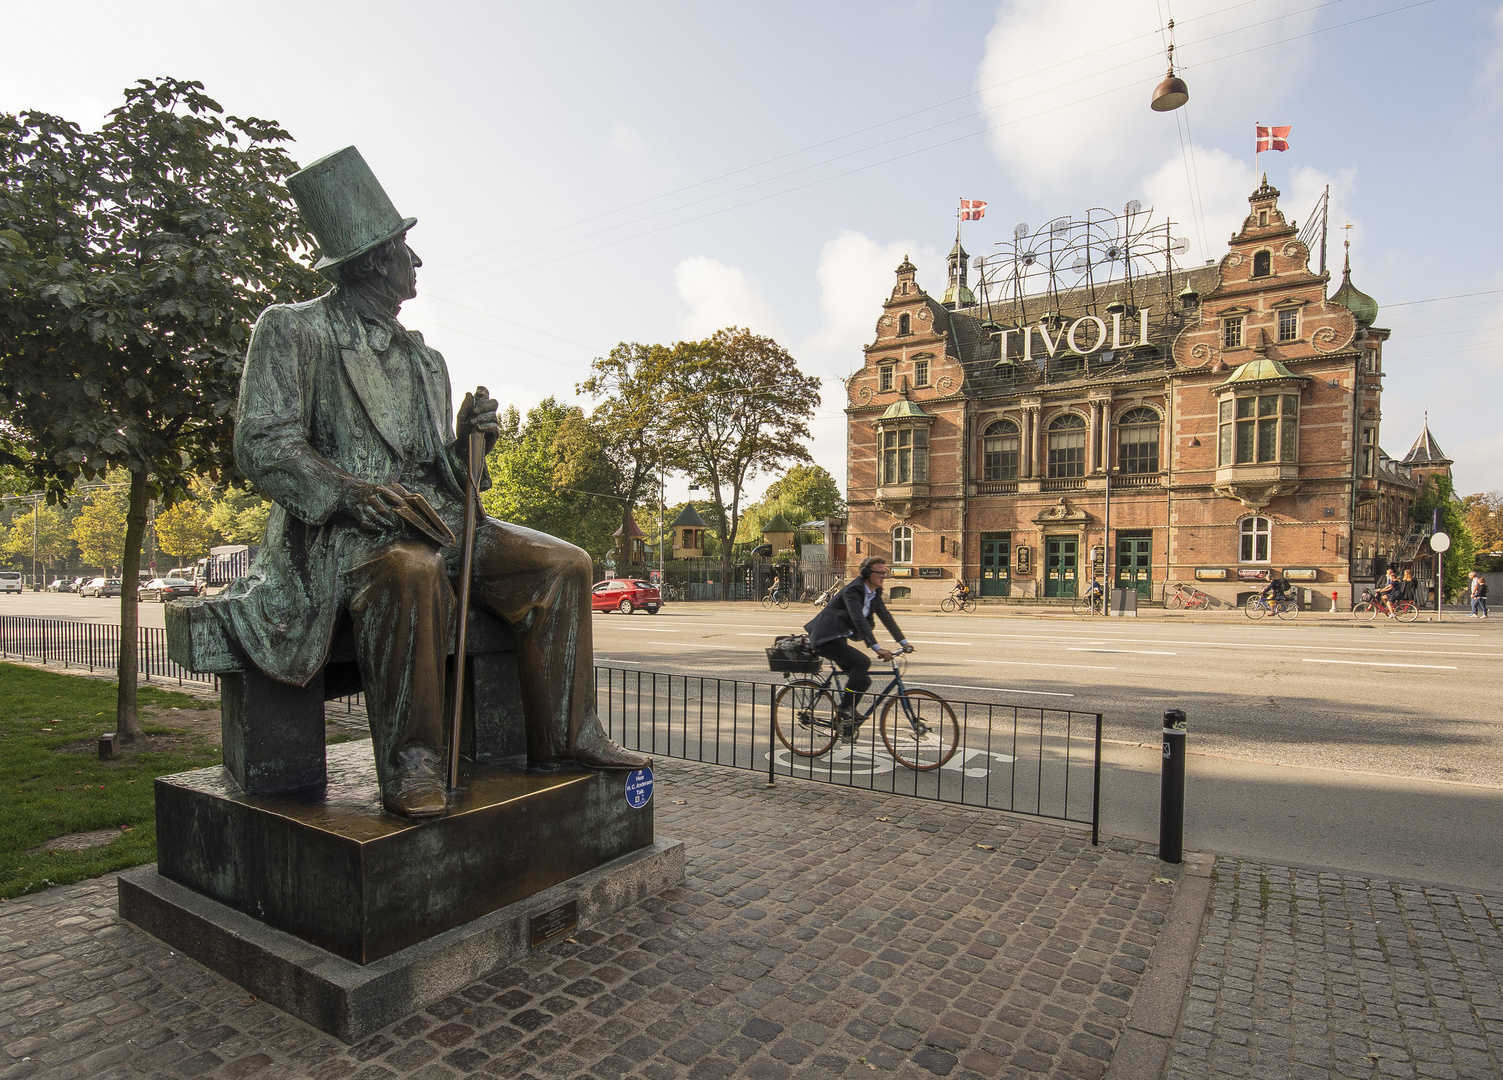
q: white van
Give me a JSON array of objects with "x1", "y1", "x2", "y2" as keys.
[{"x1": 0, "y1": 571, "x2": 23, "y2": 595}]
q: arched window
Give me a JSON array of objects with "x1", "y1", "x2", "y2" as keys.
[
  {"x1": 892, "y1": 526, "x2": 913, "y2": 564},
  {"x1": 1047, "y1": 413, "x2": 1087, "y2": 478},
  {"x1": 888, "y1": 586, "x2": 912, "y2": 599},
  {"x1": 1240, "y1": 516, "x2": 1271, "y2": 563},
  {"x1": 982, "y1": 419, "x2": 1020, "y2": 481},
  {"x1": 898, "y1": 314, "x2": 911, "y2": 336},
  {"x1": 1116, "y1": 407, "x2": 1160, "y2": 474},
  {"x1": 1252, "y1": 250, "x2": 1271, "y2": 277}
]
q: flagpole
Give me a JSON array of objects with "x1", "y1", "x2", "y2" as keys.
[{"x1": 1253, "y1": 121, "x2": 1259, "y2": 189}]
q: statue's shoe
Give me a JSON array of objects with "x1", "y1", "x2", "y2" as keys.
[
  {"x1": 574, "y1": 735, "x2": 651, "y2": 770},
  {"x1": 385, "y1": 748, "x2": 448, "y2": 818}
]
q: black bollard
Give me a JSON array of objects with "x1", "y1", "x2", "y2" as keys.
[{"x1": 1160, "y1": 709, "x2": 1186, "y2": 864}]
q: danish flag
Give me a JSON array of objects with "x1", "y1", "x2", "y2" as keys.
[
  {"x1": 959, "y1": 199, "x2": 987, "y2": 221},
  {"x1": 1256, "y1": 125, "x2": 1292, "y2": 152}
]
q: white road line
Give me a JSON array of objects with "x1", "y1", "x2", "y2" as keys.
[
  {"x1": 595, "y1": 659, "x2": 641, "y2": 664},
  {"x1": 962, "y1": 659, "x2": 1118, "y2": 671},
  {"x1": 597, "y1": 627, "x2": 679, "y2": 633},
  {"x1": 911, "y1": 681, "x2": 1075, "y2": 698},
  {"x1": 1068, "y1": 648, "x2": 1177, "y2": 656},
  {"x1": 905, "y1": 640, "x2": 974, "y2": 646},
  {"x1": 1301, "y1": 658, "x2": 1457, "y2": 670},
  {"x1": 1386, "y1": 632, "x2": 1480, "y2": 638}
]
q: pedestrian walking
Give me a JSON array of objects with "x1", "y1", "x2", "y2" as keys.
[{"x1": 1469, "y1": 570, "x2": 1489, "y2": 618}]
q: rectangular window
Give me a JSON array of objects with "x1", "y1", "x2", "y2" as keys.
[
  {"x1": 983, "y1": 432, "x2": 1020, "y2": 480},
  {"x1": 1235, "y1": 396, "x2": 1256, "y2": 463},
  {"x1": 1278, "y1": 308, "x2": 1298, "y2": 342},
  {"x1": 1048, "y1": 429, "x2": 1086, "y2": 478},
  {"x1": 1223, "y1": 393, "x2": 1298, "y2": 464},
  {"x1": 1120, "y1": 425, "x2": 1158, "y2": 473},
  {"x1": 878, "y1": 365, "x2": 894, "y2": 393},
  {"x1": 1217, "y1": 399, "x2": 1233, "y2": 466},
  {"x1": 1223, "y1": 316, "x2": 1243, "y2": 349},
  {"x1": 913, "y1": 359, "x2": 929, "y2": 387},
  {"x1": 880, "y1": 428, "x2": 927, "y2": 484}
]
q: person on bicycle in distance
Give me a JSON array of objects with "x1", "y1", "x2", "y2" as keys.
[{"x1": 804, "y1": 555, "x2": 914, "y2": 734}]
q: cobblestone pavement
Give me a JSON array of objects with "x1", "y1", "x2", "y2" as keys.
[
  {"x1": 1, "y1": 758, "x2": 1176, "y2": 1080},
  {"x1": 1164, "y1": 858, "x2": 1503, "y2": 1080}
]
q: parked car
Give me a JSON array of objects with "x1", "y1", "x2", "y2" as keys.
[
  {"x1": 46, "y1": 577, "x2": 76, "y2": 592},
  {"x1": 140, "y1": 577, "x2": 198, "y2": 603},
  {"x1": 0, "y1": 571, "x2": 23, "y2": 595},
  {"x1": 590, "y1": 578, "x2": 662, "y2": 614},
  {"x1": 80, "y1": 577, "x2": 123, "y2": 598}
]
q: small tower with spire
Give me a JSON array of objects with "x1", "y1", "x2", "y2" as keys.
[
  {"x1": 1402, "y1": 415, "x2": 1453, "y2": 491},
  {"x1": 943, "y1": 240, "x2": 974, "y2": 309},
  {"x1": 1329, "y1": 229, "x2": 1379, "y2": 329}
]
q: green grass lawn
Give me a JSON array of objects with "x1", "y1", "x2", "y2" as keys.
[{"x1": 0, "y1": 662, "x2": 222, "y2": 899}]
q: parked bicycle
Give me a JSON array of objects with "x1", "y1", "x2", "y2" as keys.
[
  {"x1": 1164, "y1": 582, "x2": 1212, "y2": 610},
  {"x1": 772, "y1": 652, "x2": 959, "y2": 770},
  {"x1": 1072, "y1": 581, "x2": 1105, "y2": 616},
  {"x1": 1351, "y1": 587, "x2": 1420, "y2": 622},
  {"x1": 1245, "y1": 594, "x2": 1299, "y2": 620},
  {"x1": 939, "y1": 581, "x2": 977, "y2": 613},
  {"x1": 661, "y1": 581, "x2": 687, "y2": 602}
]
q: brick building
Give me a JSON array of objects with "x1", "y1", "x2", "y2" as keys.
[{"x1": 845, "y1": 180, "x2": 1445, "y2": 607}]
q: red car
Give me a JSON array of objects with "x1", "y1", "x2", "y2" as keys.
[{"x1": 591, "y1": 579, "x2": 662, "y2": 615}]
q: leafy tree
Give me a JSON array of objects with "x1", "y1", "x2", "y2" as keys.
[
  {"x1": 155, "y1": 500, "x2": 213, "y2": 562},
  {"x1": 481, "y1": 398, "x2": 621, "y2": 560},
  {"x1": 661, "y1": 328, "x2": 820, "y2": 597},
  {"x1": 576, "y1": 342, "x2": 671, "y2": 570},
  {"x1": 0, "y1": 79, "x2": 321, "y2": 737},
  {"x1": 1413, "y1": 474, "x2": 1475, "y2": 601},
  {"x1": 763, "y1": 464, "x2": 844, "y2": 520},
  {"x1": 206, "y1": 485, "x2": 271, "y2": 545},
  {"x1": 71, "y1": 484, "x2": 130, "y2": 573},
  {"x1": 1462, "y1": 491, "x2": 1503, "y2": 554}
]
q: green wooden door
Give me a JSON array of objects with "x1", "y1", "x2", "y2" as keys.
[
  {"x1": 1115, "y1": 534, "x2": 1153, "y2": 599},
  {"x1": 980, "y1": 534, "x2": 1011, "y2": 597},
  {"x1": 1044, "y1": 537, "x2": 1078, "y2": 598}
]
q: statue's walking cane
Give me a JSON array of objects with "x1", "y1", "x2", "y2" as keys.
[{"x1": 448, "y1": 404, "x2": 487, "y2": 792}]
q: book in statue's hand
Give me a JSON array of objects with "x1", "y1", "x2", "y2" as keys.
[{"x1": 383, "y1": 484, "x2": 457, "y2": 548}]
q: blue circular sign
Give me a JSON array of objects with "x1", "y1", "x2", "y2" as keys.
[{"x1": 624, "y1": 767, "x2": 653, "y2": 809}]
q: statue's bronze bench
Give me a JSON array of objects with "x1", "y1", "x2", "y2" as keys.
[{"x1": 164, "y1": 596, "x2": 526, "y2": 796}]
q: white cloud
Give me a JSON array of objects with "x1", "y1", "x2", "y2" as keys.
[
  {"x1": 976, "y1": 0, "x2": 1318, "y2": 199},
  {"x1": 672, "y1": 256, "x2": 778, "y2": 339},
  {"x1": 1139, "y1": 148, "x2": 1357, "y2": 270},
  {"x1": 801, "y1": 231, "x2": 945, "y2": 377}
]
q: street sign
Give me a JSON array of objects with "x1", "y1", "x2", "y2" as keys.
[{"x1": 1431, "y1": 532, "x2": 1452, "y2": 553}]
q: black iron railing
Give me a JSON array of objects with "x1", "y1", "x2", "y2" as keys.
[
  {"x1": 2, "y1": 617, "x2": 1102, "y2": 837},
  {"x1": 595, "y1": 666, "x2": 1101, "y2": 840}
]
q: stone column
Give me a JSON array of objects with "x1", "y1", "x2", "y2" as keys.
[
  {"x1": 1087, "y1": 401, "x2": 1101, "y2": 474},
  {"x1": 1029, "y1": 407, "x2": 1042, "y2": 478}
]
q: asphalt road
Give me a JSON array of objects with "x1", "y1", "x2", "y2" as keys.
[{"x1": 8, "y1": 593, "x2": 1502, "y2": 891}]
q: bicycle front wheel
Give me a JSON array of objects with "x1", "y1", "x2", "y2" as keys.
[
  {"x1": 1353, "y1": 602, "x2": 1377, "y2": 621},
  {"x1": 761, "y1": 595, "x2": 773, "y2": 608},
  {"x1": 1276, "y1": 602, "x2": 1299, "y2": 621},
  {"x1": 1165, "y1": 591, "x2": 1184, "y2": 609},
  {"x1": 880, "y1": 689, "x2": 959, "y2": 770},
  {"x1": 772, "y1": 680, "x2": 839, "y2": 758},
  {"x1": 940, "y1": 597, "x2": 957, "y2": 613},
  {"x1": 1072, "y1": 595, "x2": 1095, "y2": 616},
  {"x1": 1396, "y1": 602, "x2": 1419, "y2": 624},
  {"x1": 1245, "y1": 598, "x2": 1266, "y2": 620},
  {"x1": 960, "y1": 598, "x2": 977, "y2": 613}
]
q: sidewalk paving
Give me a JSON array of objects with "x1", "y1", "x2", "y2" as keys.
[{"x1": 2, "y1": 758, "x2": 1500, "y2": 1080}]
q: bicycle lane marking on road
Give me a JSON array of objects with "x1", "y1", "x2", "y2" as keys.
[
  {"x1": 910, "y1": 680, "x2": 1075, "y2": 698},
  {"x1": 1067, "y1": 648, "x2": 1177, "y2": 656},
  {"x1": 960, "y1": 659, "x2": 1117, "y2": 671},
  {"x1": 767, "y1": 744, "x2": 1016, "y2": 777},
  {"x1": 1301, "y1": 659, "x2": 1458, "y2": 670}
]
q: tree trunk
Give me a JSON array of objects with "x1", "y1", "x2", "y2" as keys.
[{"x1": 115, "y1": 470, "x2": 149, "y2": 741}]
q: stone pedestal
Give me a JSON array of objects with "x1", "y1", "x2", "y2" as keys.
[{"x1": 119, "y1": 741, "x2": 682, "y2": 1041}]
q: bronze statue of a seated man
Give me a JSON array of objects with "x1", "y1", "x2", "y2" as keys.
[{"x1": 214, "y1": 146, "x2": 647, "y2": 819}]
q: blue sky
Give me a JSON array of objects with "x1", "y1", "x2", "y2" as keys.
[{"x1": 6, "y1": 0, "x2": 1500, "y2": 498}]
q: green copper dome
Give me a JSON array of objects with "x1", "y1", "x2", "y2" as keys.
[{"x1": 1330, "y1": 243, "x2": 1378, "y2": 327}]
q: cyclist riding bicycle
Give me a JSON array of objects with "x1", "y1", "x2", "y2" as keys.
[
  {"x1": 1374, "y1": 568, "x2": 1400, "y2": 616},
  {"x1": 768, "y1": 572, "x2": 784, "y2": 604},
  {"x1": 1259, "y1": 573, "x2": 1293, "y2": 605},
  {"x1": 952, "y1": 580, "x2": 971, "y2": 600},
  {"x1": 803, "y1": 555, "x2": 914, "y2": 738}
]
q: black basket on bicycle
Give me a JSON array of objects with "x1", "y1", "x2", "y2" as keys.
[{"x1": 765, "y1": 633, "x2": 823, "y2": 674}]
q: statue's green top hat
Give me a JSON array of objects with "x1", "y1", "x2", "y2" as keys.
[{"x1": 286, "y1": 146, "x2": 416, "y2": 280}]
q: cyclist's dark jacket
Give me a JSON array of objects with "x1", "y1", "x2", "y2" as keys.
[
  {"x1": 1262, "y1": 578, "x2": 1291, "y2": 600},
  {"x1": 805, "y1": 577, "x2": 907, "y2": 650}
]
